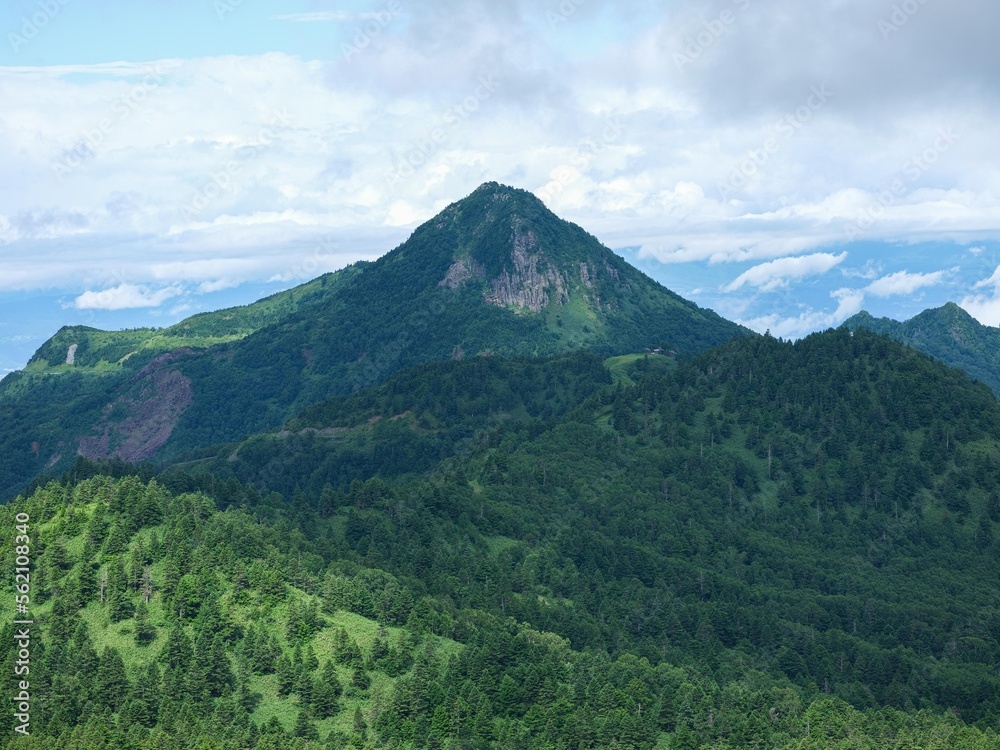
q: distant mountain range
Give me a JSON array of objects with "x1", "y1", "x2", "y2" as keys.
[{"x1": 843, "y1": 302, "x2": 1000, "y2": 396}]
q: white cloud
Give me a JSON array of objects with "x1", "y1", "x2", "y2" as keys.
[
  {"x1": 385, "y1": 201, "x2": 425, "y2": 227},
  {"x1": 865, "y1": 269, "x2": 948, "y2": 298},
  {"x1": 973, "y1": 265, "x2": 1000, "y2": 291},
  {"x1": 73, "y1": 284, "x2": 183, "y2": 311},
  {"x1": 739, "y1": 288, "x2": 866, "y2": 340},
  {"x1": 725, "y1": 252, "x2": 847, "y2": 292},
  {"x1": 961, "y1": 265, "x2": 1000, "y2": 326},
  {"x1": 0, "y1": 0, "x2": 997, "y2": 342},
  {"x1": 197, "y1": 279, "x2": 242, "y2": 293},
  {"x1": 961, "y1": 297, "x2": 1000, "y2": 326}
]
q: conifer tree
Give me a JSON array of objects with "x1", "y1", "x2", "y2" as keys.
[
  {"x1": 102, "y1": 521, "x2": 130, "y2": 556},
  {"x1": 277, "y1": 654, "x2": 296, "y2": 697},
  {"x1": 161, "y1": 623, "x2": 194, "y2": 671},
  {"x1": 311, "y1": 660, "x2": 342, "y2": 720},
  {"x1": 134, "y1": 601, "x2": 157, "y2": 646},
  {"x1": 95, "y1": 646, "x2": 130, "y2": 712},
  {"x1": 295, "y1": 670, "x2": 314, "y2": 705},
  {"x1": 351, "y1": 665, "x2": 371, "y2": 692},
  {"x1": 294, "y1": 709, "x2": 320, "y2": 740}
]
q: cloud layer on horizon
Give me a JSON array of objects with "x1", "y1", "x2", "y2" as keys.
[{"x1": 0, "y1": 0, "x2": 998, "y2": 330}]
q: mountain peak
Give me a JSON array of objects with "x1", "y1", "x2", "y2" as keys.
[
  {"x1": 471, "y1": 180, "x2": 513, "y2": 194},
  {"x1": 845, "y1": 300, "x2": 1000, "y2": 396},
  {"x1": 910, "y1": 301, "x2": 977, "y2": 329},
  {"x1": 843, "y1": 310, "x2": 877, "y2": 325},
  {"x1": 444, "y1": 181, "x2": 553, "y2": 234},
  {"x1": 470, "y1": 180, "x2": 539, "y2": 201},
  {"x1": 406, "y1": 182, "x2": 628, "y2": 316},
  {"x1": 936, "y1": 301, "x2": 971, "y2": 318},
  {"x1": 373, "y1": 184, "x2": 746, "y2": 350},
  {"x1": 845, "y1": 302, "x2": 975, "y2": 331}
]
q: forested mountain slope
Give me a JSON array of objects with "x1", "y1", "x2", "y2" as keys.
[
  {"x1": 5, "y1": 328, "x2": 1000, "y2": 748},
  {"x1": 23, "y1": 269, "x2": 363, "y2": 377},
  {"x1": 0, "y1": 184, "x2": 745, "y2": 501},
  {"x1": 152, "y1": 183, "x2": 744, "y2": 456},
  {"x1": 0, "y1": 268, "x2": 367, "y2": 502},
  {"x1": 844, "y1": 302, "x2": 1000, "y2": 396},
  {"x1": 167, "y1": 351, "x2": 619, "y2": 497}
]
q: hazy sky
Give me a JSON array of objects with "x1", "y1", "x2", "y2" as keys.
[{"x1": 1, "y1": 0, "x2": 999, "y2": 374}]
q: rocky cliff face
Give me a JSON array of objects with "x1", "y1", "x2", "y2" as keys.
[
  {"x1": 430, "y1": 182, "x2": 632, "y2": 317},
  {"x1": 484, "y1": 227, "x2": 569, "y2": 313},
  {"x1": 438, "y1": 223, "x2": 577, "y2": 314}
]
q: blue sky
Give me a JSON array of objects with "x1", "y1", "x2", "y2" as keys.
[
  {"x1": 1, "y1": 0, "x2": 999, "y2": 375},
  {"x1": 2, "y1": 1, "x2": 414, "y2": 65}
]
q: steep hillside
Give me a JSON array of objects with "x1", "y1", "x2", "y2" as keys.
[
  {"x1": 0, "y1": 184, "x2": 745, "y2": 500},
  {"x1": 169, "y1": 331, "x2": 1000, "y2": 724},
  {"x1": 164, "y1": 183, "x2": 745, "y2": 452},
  {"x1": 168, "y1": 351, "x2": 615, "y2": 497},
  {"x1": 844, "y1": 302, "x2": 1000, "y2": 396},
  {"x1": 0, "y1": 268, "x2": 365, "y2": 501}
]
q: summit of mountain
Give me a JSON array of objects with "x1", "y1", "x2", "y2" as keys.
[{"x1": 293, "y1": 181, "x2": 747, "y2": 358}]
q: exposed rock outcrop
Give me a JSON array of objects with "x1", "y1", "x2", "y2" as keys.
[
  {"x1": 485, "y1": 228, "x2": 569, "y2": 313},
  {"x1": 439, "y1": 258, "x2": 485, "y2": 289},
  {"x1": 78, "y1": 352, "x2": 195, "y2": 462}
]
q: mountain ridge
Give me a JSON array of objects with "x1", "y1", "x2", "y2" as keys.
[
  {"x1": 843, "y1": 301, "x2": 1000, "y2": 396},
  {"x1": 22, "y1": 265, "x2": 368, "y2": 376},
  {"x1": 0, "y1": 183, "x2": 747, "y2": 499}
]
